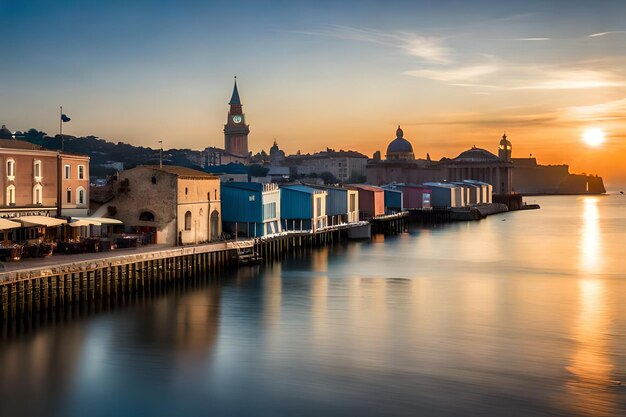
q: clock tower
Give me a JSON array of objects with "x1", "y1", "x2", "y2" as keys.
[{"x1": 224, "y1": 77, "x2": 250, "y2": 157}]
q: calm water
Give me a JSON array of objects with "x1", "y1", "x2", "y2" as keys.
[{"x1": 1, "y1": 195, "x2": 625, "y2": 417}]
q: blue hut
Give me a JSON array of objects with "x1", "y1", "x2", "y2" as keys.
[
  {"x1": 311, "y1": 185, "x2": 359, "y2": 225},
  {"x1": 280, "y1": 185, "x2": 328, "y2": 231},
  {"x1": 221, "y1": 182, "x2": 281, "y2": 237},
  {"x1": 382, "y1": 187, "x2": 403, "y2": 213}
]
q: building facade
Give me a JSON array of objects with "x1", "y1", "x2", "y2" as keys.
[
  {"x1": 0, "y1": 135, "x2": 90, "y2": 220},
  {"x1": 109, "y1": 166, "x2": 221, "y2": 246}
]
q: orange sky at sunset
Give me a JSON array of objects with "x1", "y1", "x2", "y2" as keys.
[{"x1": 2, "y1": 1, "x2": 625, "y2": 188}]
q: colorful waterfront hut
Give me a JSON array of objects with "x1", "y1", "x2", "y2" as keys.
[
  {"x1": 382, "y1": 187, "x2": 403, "y2": 214},
  {"x1": 462, "y1": 180, "x2": 493, "y2": 203},
  {"x1": 310, "y1": 185, "x2": 359, "y2": 226},
  {"x1": 221, "y1": 182, "x2": 281, "y2": 237},
  {"x1": 345, "y1": 184, "x2": 385, "y2": 219},
  {"x1": 422, "y1": 182, "x2": 465, "y2": 208},
  {"x1": 383, "y1": 183, "x2": 432, "y2": 210},
  {"x1": 280, "y1": 185, "x2": 328, "y2": 232}
]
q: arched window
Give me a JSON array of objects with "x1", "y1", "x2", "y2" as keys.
[
  {"x1": 6, "y1": 184, "x2": 15, "y2": 205},
  {"x1": 33, "y1": 160, "x2": 42, "y2": 180},
  {"x1": 139, "y1": 211, "x2": 155, "y2": 222},
  {"x1": 33, "y1": 184, "x2": 43, "y2": 205},
  {"x1": 76, "y1": 186, "x2": 86, "y2": 205},
  {"x1": 6, "y1": 159, "x2": 15, "y2": 179},
  {"x1": 184, "y1": 211, "x2": 192, "y2": 230}
]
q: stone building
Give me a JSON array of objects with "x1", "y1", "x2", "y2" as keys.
[
  {"x1": 109, "y1": 166, "x2": 221, "y2": 246},
  {"x1": 285, "y1": 149, "x2": 368, "y2": 183}
]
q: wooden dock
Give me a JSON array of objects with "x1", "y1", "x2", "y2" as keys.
[{"x1": 0, "y1": 223, "x2": 370, "y2": 325}]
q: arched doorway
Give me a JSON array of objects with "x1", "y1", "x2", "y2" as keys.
[
  {"x1": 139, "y1": 211, "x2": 155, "y2": 222},
  {"x1": 210, "y1": 210, "x2": 219, "y2": 241},
  {"x1": 138, "y1": 211, "x2": 157, "y2": 243}
]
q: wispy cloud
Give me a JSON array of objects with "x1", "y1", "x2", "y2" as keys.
[
  {"x1": 286, "y1": 25, "x2": 452, "y2": 64},
  {"x1": 561, "y1": 98, "x2": 626, "y2": 121},
  {"x1": 513, "y1": 69, "x2": 626, "y2": 90},
  {"x1": 404, "y1": 65, "x2": 499, "y2": 82},
  {"x1": 588, "y1": 31, "x2": 626, "y2": 38}
]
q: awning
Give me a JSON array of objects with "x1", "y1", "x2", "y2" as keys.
[
  {"x1": 17, "y1": 216, "x2": 67, "y2": 227},
  {"x1": 69, "y1": 219, "x2": 101, "y2": 227},
  {"x1": 73, "y1": 217, "x2": 123, "y2": 225},
  {"x1": 0, "y1": 218, "x2": 21, "y2": 230}
]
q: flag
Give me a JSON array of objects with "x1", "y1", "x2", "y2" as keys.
[{"x1": 61, "y1": 114, "x2": 71, "y2": 123}]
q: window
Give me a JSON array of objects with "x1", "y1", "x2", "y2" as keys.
[
  {"x1": 6, "y1": 159, "x2": 15, "y2": 179},
  {"x1": 34, "y1": 160, "x2": 42, "y2": 179},
  {"x1": 316, "y1": 197, "x2": 322, "y2": 217},
  {"x1": 185, "y1": 187, "x2": 188, "y2": 195},
  {"x1": 77, "y1": 187, "x2": 85, "y2": 205},
  {"x1": 33, "y1": 184, "x2": 43, "y2": 205},
  {"x1": 78, "y1": 165, "x2": 85, "y2": 180},
  {"x1": 64, "y1": 164, "x2": 71, "y2": 179},
  {"x1": 6, "y1": 185, "x2": 15, "y2": 205},
  {"x1": 214, "y1": 189, "x2": 217, "y2": 200},
  {"x1": 184, "y1": 211, "x2": 192, "y2": 230},
  {"x1": 249, "y1": 194, "x2": 255, "y2": 202},
  {"x1": 263, "y1": 202, "x2": 277, "y2": 220},
  {"x1": 66, "y1": 188, "x2": 72, "y2": 204},
  {"x1": 349, "y1": 194, "x2": 356, "y2": 212}
]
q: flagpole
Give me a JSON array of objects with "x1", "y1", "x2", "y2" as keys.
[{"x1": 60, "y1": 106, "x2": 64, "y2": 152}]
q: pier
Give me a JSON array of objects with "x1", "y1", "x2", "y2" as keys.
[{"x1": 0, "y1": 223, "x2": 370, "y2": 325}]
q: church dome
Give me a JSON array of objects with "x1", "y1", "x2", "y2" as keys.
[
  {"x1": 386, "y1": 126, "x2": 415, "y2": 161},
  {"x1": 0, "y1": 125, "x2": 13, "y2": 140},
  {"x1": 453, "y1": 146, "x2": 499, "y2": 162}
]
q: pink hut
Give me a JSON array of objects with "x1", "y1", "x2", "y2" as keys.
[
  {"x1": 345, "y1": 184, "x2": 385, "y2": 219},
  {"x1": 398, "y1": 184, "x2": 432, "y2": 209}
]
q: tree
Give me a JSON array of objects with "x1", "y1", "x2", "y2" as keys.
[
  {"x1": 248, "y1": 164, "x2": 269, "y2": 177},
  {"x1": 319, "y1": 171, "x2": 338, "y2": 184}
]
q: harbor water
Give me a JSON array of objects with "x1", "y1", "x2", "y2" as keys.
[{"x1": 0, "y1": 195, "x2": 625, "y2": 416}]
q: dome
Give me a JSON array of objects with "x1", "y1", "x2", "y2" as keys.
[
  {"x1": 385, "y1": 126, "x2": 415, "y2": 160},
  {"x1": 453, "y1": 146, "x2": 499, "y2": 162},
  {"x1": 0, "y1": 125, "x2": 13, "y2": 140}
]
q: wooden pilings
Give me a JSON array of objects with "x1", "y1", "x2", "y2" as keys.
[{"x1": 0, "y1": 244, "x2": 240, "y2": 328}]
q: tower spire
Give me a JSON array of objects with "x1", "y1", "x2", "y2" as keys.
[{"x1": 229, "y1": 76, "x2": 241, "y2": 105}]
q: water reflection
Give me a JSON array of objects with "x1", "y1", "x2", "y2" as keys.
[
  {"x1": 0, "y1": 196, "x2": 625, "y2": 417},
  {"x1": 579, "y1": 197, "x2": 602, "y2": 274},
  {"x1": 566, "y1": 278, "x2": 615, "y2": 416}
]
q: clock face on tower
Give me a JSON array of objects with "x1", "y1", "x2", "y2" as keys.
[{"x1": 232, "y1": 115, "x2": 242, "y2": 123}]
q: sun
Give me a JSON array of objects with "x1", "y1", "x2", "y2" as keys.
[{"x1": 582, "y1": 128, "x2": 606, "y2": 147}]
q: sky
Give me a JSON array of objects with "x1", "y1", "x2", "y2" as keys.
[{"x1": 1, "y1": 0, "x2": 625, "y2": 187}]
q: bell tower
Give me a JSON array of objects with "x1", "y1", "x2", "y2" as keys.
[
  {"x1": 224, "y1": 77, "x2": 250, "y2": 157},
  {"x1": 499, "y1": 133, "x2": 512, "y2": 161}
]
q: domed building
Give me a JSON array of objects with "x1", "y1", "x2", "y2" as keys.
[
  {"x1": 440, "y1": 143, "x2": 513, "y2": 195},
  {"x1": 386, "y1": 126, "x2": 415, "y2": 161}
]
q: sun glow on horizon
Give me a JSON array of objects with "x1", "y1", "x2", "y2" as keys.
[{"x1": 582, "y1": 128, "x2": 606, "y2": 148}]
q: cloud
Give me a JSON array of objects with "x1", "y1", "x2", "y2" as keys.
[
  {"x1": 286, "y1": 25, "x2": 452, "y2": 64},
  {"x1": 512, "y1": 69, "x2": 625, "y2": 90},
  {"x1": 404, "y1": 65, "x2": 500, "y2": 82},
  {"x1": 561, "y1": 98, "x2": 626, "y2": 121},
  {"x1": 588, "y1": 31, "x2": 626, "y2": 38}
]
